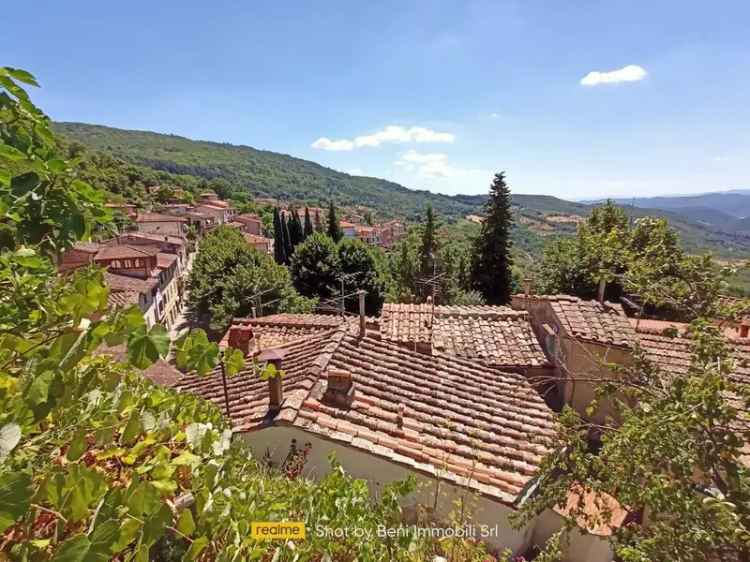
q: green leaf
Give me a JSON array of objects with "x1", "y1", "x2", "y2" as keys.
[
  {"x1": 0, "y1": 423, "x2": 21, "y2": 461},
  {"x1": 120, "y1": 409, "x2": 142, "y2": 446},
  {"x1": 0, "y1": 472, "x2": 32, "y2": 532},
  {"x1": 175, "y1": 330, "x2": 220, "y2": 375},
  {"x1": 0, "y1": 141, "x2": 26, "y2": 161},
  {"x1": 183, "y1": 536, "x2": 209, "y2": 561},
  {"x1": 176, "y1": 509, "x2": 196, "y2": 537},
  {"x1": 67, "y1": 430, "x2": 87, "y2": 461},
  {"x1": 52, "y1": 535, "x2": 90, "y2": 562},
  {"x1": 223, "y1": 347, "x2": 245, "y2": 377},
  {"x1": 111, "y1": 517, "x2": 140, "y2": 553},
  {"x1": 84, "y1": 519, "x2": 120, "y2": 562},
  {"x1": 127, "y1": 324, "x2": 170, "y2": 369},
  {"x1": 5, "y1": 67, "x2": 39, "y2": 86}
]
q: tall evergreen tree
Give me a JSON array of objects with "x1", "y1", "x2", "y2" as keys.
[
  {"x1": 470, "y1": 172, "x2": 514, "y2": 304},
  {"x1": 417, "y1": 205, "x2": 438, "y2": 299},
  {"x1": 288, "y1": 207, "x2": 304, "y2": 247},
  {"x1": 303, "y1": 207, "x2": 314, "y2": 238},
  {"x1": 273, "y1": 207, "x2": 286, "y2": 265},
  {"x1": 327, "y1": 200, "x2": 343, "y2": 242},
  {"x1": 282, "y1": 213, "x2": 294, "y2": 264}
]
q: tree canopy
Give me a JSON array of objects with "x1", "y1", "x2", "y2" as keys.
[
  {"x1": 470, "y1": 172, "x2": 514, "y2": 305},
  {"x1": 187, "y1": 226, "x2": 313, "y2": 332}
]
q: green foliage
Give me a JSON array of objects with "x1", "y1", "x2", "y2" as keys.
[
  {"x1": 272, "y1": 207, "x2": 286, "y2": 265},
  {"x1": 0, "y1": 68, "x2": 112, "y2": 255},
  {"x1": 187, "y1": 226, "x2": 313, "y2": 332},
  {"x1": 418, "y1": 204, "x2": 438, "y2": 298},
  {"x1": 53, "y1": 122, "x2": 481, "y2": 221},
  {"x1": 470, "y1": 172, "x2": 514, "y2": 305},
  {"x1": 327, "y1": 200, "x2": 343, "y2": 242},
  {"x1": 338, "y1": 238, "x2": 386, "y2": 315},
  {"x1": 537, "y1": 204, "x2": 735, "y2": 320},
  {"x1": 303, "y1": 207, "x2": 314, "y2": 237},
  {"x1": 289, "y1": 232, "x2": 341, "y2": 301}
]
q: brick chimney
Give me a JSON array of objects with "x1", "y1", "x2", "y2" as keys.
[
  {"x1": 258, "y1": 348, "x2": 284, "y2": 412},
  {"x1": 323, "y1": 369, "x2": 354, "y2": 407},
  {"x1": 227, "y1": 324, "x2": 254, "y2": 356}
]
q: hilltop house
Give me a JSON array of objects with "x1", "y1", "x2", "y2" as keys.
[
  {"x1": 511, "y1": 294, "x2": 635, "y2": 423},
  {"x1": 134, "y1": 212, "x2": 189, "y2": 238},
  {"x1": 174, "y1": 311, "x2": 620, "y2": 562}
]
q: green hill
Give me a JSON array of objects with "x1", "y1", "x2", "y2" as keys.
[
  {"x1": 54, "y1": 121, "x2": 750, "y2": 259},
  {"x1": 54, "y1": 122, "x2": 478, "y2": 221}
]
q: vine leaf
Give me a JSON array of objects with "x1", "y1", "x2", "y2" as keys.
[{"x1": 0, "y1": 472, "x2": 33, "y2": 533}]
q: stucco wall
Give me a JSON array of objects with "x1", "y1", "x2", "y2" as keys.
[
  {"x1": 240, "y1": 426, "x2": 614, "y2": 561},
  {"x1": 242, "y1": 426, "x2": 534, "y2": 555}
]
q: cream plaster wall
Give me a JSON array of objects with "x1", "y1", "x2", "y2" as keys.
[{"x1": 240, "y1": 426, "x2": 613, "y2": 561}]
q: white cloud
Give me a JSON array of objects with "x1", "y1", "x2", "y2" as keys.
[
  {"x1": 712, "y1": 156, "x2": 729, "y2": 163},
  {"x1": 347, "y1": 168, "x2": 363, "y2": 175},
  {"x1": 395, "y1": 150, "x2": 486, "y2": 179},
  {"x1": 489, "y1": 112, "x2": 499, "y2": 118},
  {"x1": 310, "y1": 137, "x2": 354, "y2": 151},
  {"x1": 311, "y1": 125, "x2": 455, "y2": 151},
  {"x1": 580, "y1": 64, "x2": 647, "y2": 86}
]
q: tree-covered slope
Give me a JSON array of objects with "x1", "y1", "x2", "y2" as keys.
[{"x1": 54, "y1": 122, "x2": 479, "y2": 220}]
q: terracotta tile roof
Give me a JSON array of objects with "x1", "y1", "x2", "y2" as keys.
[
  {"x1": 72, "y1": 241, "x2": 105, "y2": 254},
  {"x1": 108, "y1": 290, "x2": 140, "y2": 308},
  {"x1": 177, "y1": 326, "x2": 557, "y2": 503},
  {"x1": 518, "y1": 294, "x2": 635, "y2": 348},
  {"x1": 104, "y1": 272, "x2": 158, "y2": 293},
  {"x1": 135, "y1": 212, "x2": 187, "y2": 223},
  {"x1": 235, "y1": 213, "x2": 262, "y2": 223},
  {"x1": 243, "y1": 233, "x2": 273, "y2": 245},
  {"x1": 95, "y1": 244, "x2": 160, "y2": 261},
  {"x1": 156, "y1": 252, "x2": 178, "y2": 269},
  {"x1": 628, "y1": 318, "x2": 688, "y2": 335},
  {"x1": 635, "y1": 329, "x2": 750, "y2": 396},
  {"x1": 115, "y1": 232, "x2": 186, "y2": 246},
  {"x1": 219, "y1": 314, "x2": 345, "y2": 349},
  {"x1": 142, "y1": 359, "x2": 183, "y2": 387},
  {"x1": 378, "y1": 303, "x2": 548, "y2": 368}
]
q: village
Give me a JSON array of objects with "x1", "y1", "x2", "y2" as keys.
[{"x1": 53, "y1": 187, "x2": 750, "y2": 562}]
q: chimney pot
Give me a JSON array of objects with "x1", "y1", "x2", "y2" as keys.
[
  {"x1": 228, "y1": 324, "x2": 254, "y2": 356},
  {"x1": 324, "y1": 369, "x2": 354, "y2": 407},
  {"x1": 523, "y1": 277, "x2": 532, "y2": 296},
  {"x1": 258, "y1": 348, "x2": 285, "y2": 412},
  {"x1": 357, "y1": 290, "x2": 367, "y2": 337}
]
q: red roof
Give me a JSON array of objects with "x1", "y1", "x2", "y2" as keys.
[
  {"x1": 379, "y1": 303, "x2": 548, "y2": 368},
  {"x1": 95, "y1": 245, "x2": 159, "y2": 261},
  {"x1": 177, "y1": 323, "x2": 557, "y2": 503},
  {"x1": 115, "y1": 232, "x2": 185, "y2": 246},
  {"x1": 156, "y1": 253, "x2": 178, "y2": 269},
  {"x1": 105, "y1": 272, "x2": 158, "y2": 293},
  {"x1": 514, "y1": 294, "x2": 635, "y2": 348},
  {"x1": 135, "y1": 212, "x2": 187, "y2": 223}
]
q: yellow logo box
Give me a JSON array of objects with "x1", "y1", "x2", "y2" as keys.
[{"x1": 250, "y1": 522, "x2": 306, "y2": 540}]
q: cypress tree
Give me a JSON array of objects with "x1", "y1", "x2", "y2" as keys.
[
  {"x1": 470, "y1": 172, "x2": 514, "y2": 304},
  {"x1": 289, "y1": 208, "x2": 304, "y2": 247},
  {"x1": 327, "y1": 200, "x2": 343, "y2": 242},
  {"x1": 273, "y1": 207, "x2": 286, "y2": 265},
  {"x1": 303, "y1": 207, "x2": 314, "y2": 238},
  {"x1": 282, "y1": 213, "x2": 294, "y2": 264},
  {"x1": 417, "y1": 205, "x2": 438, "y2": 300}
]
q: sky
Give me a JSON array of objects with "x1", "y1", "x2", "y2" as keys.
[{"x1": 3, "y1": 1, "x2": 749, "y2": 199}]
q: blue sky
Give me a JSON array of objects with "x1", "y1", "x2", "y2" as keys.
[{"x1": 4, "y1": 1, "x2": 749, "y2": 199}]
